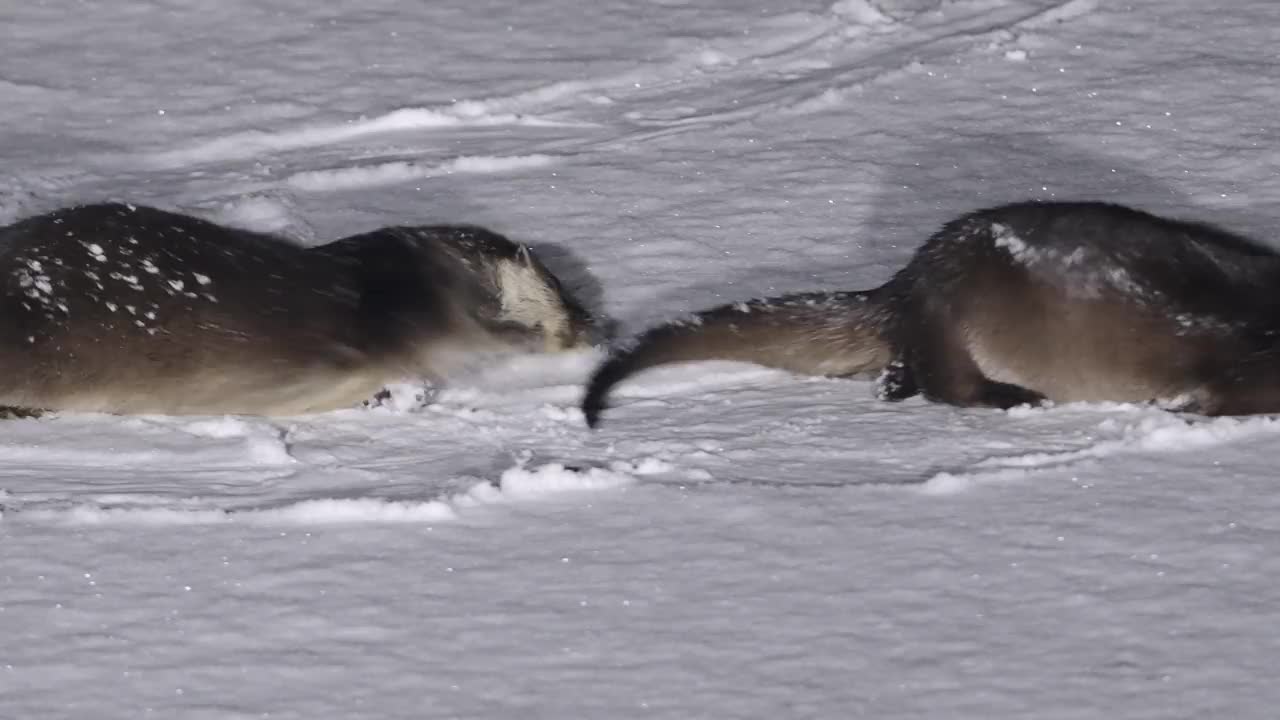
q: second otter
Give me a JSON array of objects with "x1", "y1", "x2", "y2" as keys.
[{"x1": 583, "y1": 201, "x2": 1280, "y2": 426}]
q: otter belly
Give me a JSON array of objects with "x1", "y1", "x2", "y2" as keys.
[
  {"x1": 0, "y1": 350, "x2": 393, "y2": 416},
  {"x1": 961, "y1": 292, "x2": 1215, "y2": 405}
]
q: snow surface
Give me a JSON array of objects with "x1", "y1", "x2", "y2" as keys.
[{"x1": 4, "y1": 0, "x2": 1280, "y2": 717}]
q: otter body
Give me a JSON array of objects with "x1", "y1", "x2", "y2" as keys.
[
  {"x1": 0, "y1": 202, "x2": 591, "y2": 415},
  {"x1": 583, "y1": 201, "x2": 1280, "y2": 426}
]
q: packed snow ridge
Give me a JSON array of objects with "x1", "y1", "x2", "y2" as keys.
[
  {"x1": 144, "y1": 106, "x2": 578, "y2": 168},
  {"x1": 0, "y1": 462, "x2": 637, "y2": 526}
]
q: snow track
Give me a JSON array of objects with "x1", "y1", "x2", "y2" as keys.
[
  {"x1": 1, "y1": 461, "x2": 636, "y2": 526},
  {"x1": 7, "y1": 359, "x2": 1278, "y2": 528},
  {"x1": 141, "y1": 107, "x2": 583, "y2": 170},
  {"x1": 3, "y1": 0, "x2": 1105, "y2": 208},
  {"x1": 922, "y1": 411, "x2": 1280, "y2": 494}
]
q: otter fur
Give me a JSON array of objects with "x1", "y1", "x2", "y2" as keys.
[
  {"x1": 583, "y1": 201, "x2": 1280, "y2": 426},
  {"x1": 0, "y1": 202, "x2": 593, "y2": 416}
]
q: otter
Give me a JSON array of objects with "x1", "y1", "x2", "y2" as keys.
[
  {"x1": 0, "y1": 202, "x2": 594, "y2": 416},
  {"x1": 582, "y1": 201, "x2": 1280, "y2": 426}
]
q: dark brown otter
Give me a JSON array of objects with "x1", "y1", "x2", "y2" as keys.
[
  {"x1": 0, "y1": 202, "x2": 594, "y2": 416},
  {"x1": 583, "y1": 201, "x2": 1280, "y2": 426}
]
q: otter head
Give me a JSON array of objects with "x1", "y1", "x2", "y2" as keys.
[
  {"x1": 408, "y1": 225, "x2": 598, "y2": 353},
  {"x1": 493, "y1": 244, "x2": 596, "y2": 352}
]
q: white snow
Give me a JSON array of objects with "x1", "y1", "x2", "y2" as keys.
[
  {"x1": 4, "y1": 0, "x2": 1280, "y2": 717},
  {"x1": 285, "y1": 153, "x2": 558, "y2": 192},
  {"x1": 142, "y1": 107, "x2": 580, "y2": 170},
  {"x1": 8, "y1": 462, "x2": 635, "y2": 527}
]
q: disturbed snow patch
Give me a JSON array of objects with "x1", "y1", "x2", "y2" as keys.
[
  {"x1": 0, "y1": 462, "x2": 636, "y2": 526},
  {"x1": 176, "y1": 416, "x2": 296, "y2": 465},
  {"x1": 919, "y1": 413, "x2": 1280, "y2": 494},
  {"x1": 286, "y1": 154, "x2": 557, "y2": 192},
  {"x1": 489, "y1": 461, "x2": 637, "y2": 499},
  {"x1": 0, "y1": 415, "x2": 295, "y2": 468},
  {"x1": 200, "y1": 191, "x2": 316, "y2": 244},
  {"x1": 143, "y1": 106, "x2": 576, "y2": 168}
]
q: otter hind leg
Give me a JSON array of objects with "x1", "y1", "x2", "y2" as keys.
[
  {"x1": 902, "y1": 307, "x2": 1045, "y2": 410},
  {"x1": 1178, "y1": 360, "x2": 1280, "y2": 416},
  {"x1": 873, "y1": 359, "x2": 919, "y2": 402},
  {"x1": 975, "y1": 379, "x2": 1048, "y2": 410}
]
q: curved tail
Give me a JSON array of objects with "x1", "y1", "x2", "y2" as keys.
[{"x1": 582, "y1": 289, "x2": 893, "y2": 427}]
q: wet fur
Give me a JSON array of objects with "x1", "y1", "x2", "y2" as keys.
[
  {"x1": 583, "y1": 201, "x2": 1280, "y2": 426},
  {"x1": 0, "y1": 202, "x2": 593, "y2": 416}
]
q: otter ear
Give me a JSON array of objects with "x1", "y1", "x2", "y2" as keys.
[{"x1": 516, "y1": 244, "x2": 535, "y2": 267}]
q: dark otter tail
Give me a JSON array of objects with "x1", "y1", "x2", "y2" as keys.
[{"x1": 582, "y1": 289, "x2": 893, "y2": 427}]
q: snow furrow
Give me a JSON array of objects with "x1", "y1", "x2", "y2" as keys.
[
  {"x1": 0, "y1": 462, "x2": 636, "y2": 525},
  {"x1": 140, "y1": 107, "x2": 582, "y2": 170},
  {"x1": 284, "y1": 153, "x2": 558, "y2": 192},
  {"x1": 921, "y1": 413, "x2": 1280, "y2": 494}
]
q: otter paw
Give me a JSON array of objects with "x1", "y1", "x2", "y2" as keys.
[{"x1": 875, "y1": 359, "x2": 919, "y2": 402}]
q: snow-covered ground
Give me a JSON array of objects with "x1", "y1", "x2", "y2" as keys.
[{"x1": 4, "y1": 0, "x2": 1280, "y2": 716}]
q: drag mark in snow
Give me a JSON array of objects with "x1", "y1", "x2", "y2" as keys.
[
  {"x1": 0, "y1": 415, "x2": 295, "y2": 469},
  {"x1": 780, "y1": 0, "x2": 1107, "y2": 116},
  {"x1": 141, "y1": 106, "x2": 583, "y2": 169},
  {"x1": 0, "y1": 463, "x2": 635, "y2": 526},
  {"x1": 285, "y1": 154, "x2": 558, "y2": 192},
  {"x1": 919, "y1": 413, "x2": 1280, "y2": 494},
  {"x1": 1018, "y1": 0, "x2": 1100, "y2": 29},
  {"x1": 120, "y1": 0, "x2": 1104, "y2": 184}
]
